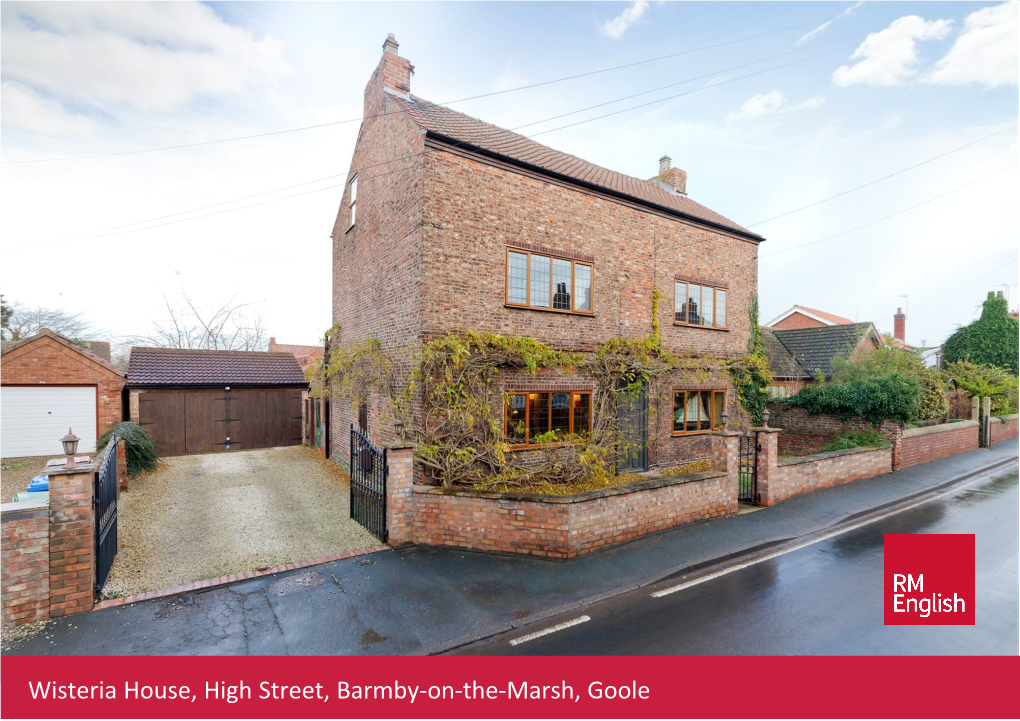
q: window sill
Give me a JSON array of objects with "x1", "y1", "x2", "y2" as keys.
[
  {"x1": 671, "y1": 429, "x2": 723, "y2": 437},
  {"x1": 509, "y1": 441, "x2": 585, "y2": 451},
  {"x1": 672, "y1": 322, "x2": 729, "y2": 332},
  {"x1": 505, "y1": 304, "x2": 595, "y2": 317}
]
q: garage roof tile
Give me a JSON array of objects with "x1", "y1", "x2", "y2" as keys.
[{"x1": 127, "y1": 348, "x2": 307, "y2": 387}]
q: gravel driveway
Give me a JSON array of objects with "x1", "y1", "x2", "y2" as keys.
[{"x1": 104, "y1": 447, "x2": 379, "y2": 597}]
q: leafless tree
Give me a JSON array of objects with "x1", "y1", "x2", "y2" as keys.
[
  {"x1": 130, "y1": 286, "x2": 269, "y2": 352},
  {"x1": 1, "y1": 296, "x2": 92, "y2": 344}
]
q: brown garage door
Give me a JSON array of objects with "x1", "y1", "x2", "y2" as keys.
[{"x1": 138, "y1": 387, "x2": 302, "y2": 455}]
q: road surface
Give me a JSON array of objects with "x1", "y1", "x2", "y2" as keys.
[{"x1": 453, "y1": 470, "x2": 1019, "y2": 655}]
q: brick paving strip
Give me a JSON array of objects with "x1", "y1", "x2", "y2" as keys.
[{"x1": 93, "y1": 545, "x2": 388, "y2": 610}]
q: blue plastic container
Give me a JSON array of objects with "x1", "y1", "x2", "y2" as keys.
[{"x1": 26, "y1": 475, "x2": 49, "y2": 493}]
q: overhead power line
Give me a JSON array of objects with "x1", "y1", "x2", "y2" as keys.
[
  {"x1": 913, "y1": 258, "x2": 1020, "y2": 311},
  {"x1": 5, "y1": 34, "x2": 863, "y2": 252},
  {"x1": 1, "y1": 20, "x2": 826, "y2": 166},
  {"x1": 759, "y1": 164, "x2": 1019, "y2": 258},
  {"x1": 747, "y1": 124, "x2": 1019, "y2": 227}
]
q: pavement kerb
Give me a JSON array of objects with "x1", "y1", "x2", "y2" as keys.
[{"x1": 431, "y1": 452, "x2": 1019, "y2": 655}]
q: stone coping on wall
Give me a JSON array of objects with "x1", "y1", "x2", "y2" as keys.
[
  {"x1": 902, "y1": 419, "x2": 979, "y2": 438},
  {"x1": 412, "y1": 470, "x2": 726, "y2": 504},
  {"x1": 0, "y1": 499, "x2": 49, "y2": 516},
  {"x1": 994, "y1": 413, "x2": 1020, "y2": 422},
  {"x1": 777, "y1": 445, "x2": 888, "y2": 468}
]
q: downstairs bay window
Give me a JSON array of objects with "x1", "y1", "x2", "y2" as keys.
[
  {"x1": 672, "y1": 390, "x2": 726, "y2": 435},
  {"x1": 506, "y1": 390, "x2": 592, "y2": 447}
]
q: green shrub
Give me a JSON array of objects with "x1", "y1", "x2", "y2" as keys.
[
  {"x1": 785, "y1": 374, "x2": 921, "y2": 426},
  {"x1": 821, "y1": 430, "x2": 892, "y2": 452},
  {"x1": 96, "y1": 422, "x2": 159, "y2": 476},
  {"x1": 941, "y1": 360, "x2": 1019, "y2": 415}
]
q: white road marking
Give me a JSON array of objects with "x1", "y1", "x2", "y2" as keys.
[
  {"x1": 509, "y1": 615, "x2": 591, "y2": 646},
  {"x1": 651, "y1": 463, "x2": 1015, "y2": 599}
]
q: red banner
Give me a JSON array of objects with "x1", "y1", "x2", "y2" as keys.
[{"x1": 2, "y1": 655, "x2": 1018, "y2": 719}]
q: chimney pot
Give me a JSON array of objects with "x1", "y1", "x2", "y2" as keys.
[
  {"x1": 893, "y1": 308, "x2": 906, "y2": 342},
  {"x1": 659, "y1": 155, "x2": 672, "y2": 175},
  {"x1": 383, "y1": 33, "x2": 399, "y2": 55}
]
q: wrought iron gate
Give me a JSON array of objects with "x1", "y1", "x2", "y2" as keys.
[
  {"x1": 349, "y1": 424, "x2": 388, "y2": 541},
  {"x1": 738, "y1": 433, "x2": 760, "y2": 505},
  {"x1": 94, "y1": 436, "x2": 119, "y2": 594}
]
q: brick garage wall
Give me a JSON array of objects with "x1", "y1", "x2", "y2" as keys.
[
  {"x1": 1, "y1": 335, "x2": 126, "y2": 441},
  {"x1": 766, "y1": 447, "x2": 892, "y2": 505},
  {"x1": 899, "y1": 421, "x2": 979, "y2": 469},
  {"x1": 1, "y1": 502, "x2": 50, "y2": 625},
  {"x1": 990, "y1": 414, "x2": 1019, "y2": 445},
  {"x1": 410, "y1": 471, "x2": 735, "y2": 559}
]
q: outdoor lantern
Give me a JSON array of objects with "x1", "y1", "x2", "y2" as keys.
[
  {"x1": 393, "y1": 419, "x2": 405, "y2": 440},
  {"x1": 761, "y1": 408, "x2": 771, "y2": 428},
  {"x1": 721, "y1": 411, "x2": 729, "y2": 430},
  {"x1": 61, "y1": 428, "x2": 80, "y2": 468}
]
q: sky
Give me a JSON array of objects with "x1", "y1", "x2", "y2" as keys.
[{"x1": 1, "y1": 1, "x2": 1018, "y2": 352}]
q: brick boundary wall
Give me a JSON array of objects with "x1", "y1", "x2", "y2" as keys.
[
  {"x1": 387, "y1": 434, "x2": 739, "y2": 558},
  {"x1": 765, "y1": 404, "x2": 901, "y2": 460},
  {"x1": 0, "y1": 439, "x2": 125, "y2": 625},
  {"x1": 1, "y1": 501, "x2": 50, "y2": 625},
  {"x1": 899, "y1": 421, "x2": 979, "y2": 470},
  {"x1": 754, "y1": 428, "x2": 892, "y2": 507},
  {"x1": 989, "y1": 414, "x2": 1019, "y2": 446}
]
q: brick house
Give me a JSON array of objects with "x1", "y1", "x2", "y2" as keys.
[
  {"x1": 329, "y1": 36, "x2": 764, "y2": 476},
  {"x1": 1, "y1": 329, "x2": 126, "y2": 456},
  {"x1": 762, "y1": 322, "x2": 881, "y2": 398},
  {"x1": 268, "y1": 338, "x2": 323, "y2": 376}
]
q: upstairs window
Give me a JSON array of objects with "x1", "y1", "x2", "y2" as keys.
[
  {"x1": 347, "y1": 176, "x2": 358, "y2": 230},
  {"x1": 672, "y1": 390, "x2": 726, "y2": 435},
  {"x1": 506, "y1": 249, "x2": 593, "y2": 314},
  {"x1": 506, "y1": 390, "x2": 592, "y2": 447},
  {"x1": 675, "y1": 280, "x2": 727, "y2": 329}
]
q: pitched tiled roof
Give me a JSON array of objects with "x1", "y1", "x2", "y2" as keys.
[
  {"x1": 127, "y1": 348, "x2": 307, "y2": 387},
  {"x1": 795, "y1": 305, "x2": 855, "y2": 325},
  {"x1": 761, "y1": 327, "x2": 810, "y2": 379},
  {"x1": 767, "y1": 323, "x2": 875, "y2": 379},
  {"x1": 1, "y1": 328, "x2": 125, "y2": 377},
  {"x1": 387, "y1": 92, "x2": 760, "y2": 240}
]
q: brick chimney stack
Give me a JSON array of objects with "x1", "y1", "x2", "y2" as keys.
[
  {"x1": 651, "y1": 155, "x2": 687, "y2": 195},
  {"x1": 894, "y1": 308, "x2": 906, "y2": 342},
  {"x1": 364, "y1": 34, "x2": 414, "y2": 119}
]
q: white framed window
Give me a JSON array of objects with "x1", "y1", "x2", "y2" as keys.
[{"x1": 347, "y1": 176, "x2": 358, "y2": 230}]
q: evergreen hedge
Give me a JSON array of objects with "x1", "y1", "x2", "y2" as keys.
[
  {"x1": 942, "y1": 292, "x2": 1019, "y2": 375},
  {"x1": 784, "y1": 374, "x2": 921, "y2": 426}
]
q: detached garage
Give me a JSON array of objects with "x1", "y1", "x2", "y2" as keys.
[
  {"x1": 127, "y1": 348, "x2": 308, "y2": 455},
  {"x1": 1, "y1": 329, "x2": 126, "y2": 458}
]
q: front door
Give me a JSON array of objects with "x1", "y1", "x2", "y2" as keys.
[{"x1": 616, "y1": 382, "x2": 648, "y2": 473}]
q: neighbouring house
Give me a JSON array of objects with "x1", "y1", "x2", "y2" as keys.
[
  {"x1": 268, "y1": 337, "x2": 323, "y2": 376},
  {"x1": 762, "y1": 322, "x2": 882, "y2": 398},
  {"x1": 127, "y1": 348, "x2": 307, "y2": 455},
  {"x1": 0, "y1": 328, "x2": 126, "y2": 457},
  {"x1": 328, "y1": 35, "x2": 763, "y2": 476},
  {"x1": 766, "y1": 303, "x2": 915, "y2": 349}
]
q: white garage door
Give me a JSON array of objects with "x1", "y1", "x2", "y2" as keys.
[{"x1": 1, "y1": 386, "x2": 97, "y2": 458}]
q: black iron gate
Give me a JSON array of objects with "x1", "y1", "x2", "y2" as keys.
[
  {"x1": 94, "y1": 436, "x2": 119, "y2": 594},
  {"x1": 738, "y1": 433, "x2": 760, "y2": 505},
  {"x1": 349, "y1": 424, "x2": 388, "y2": 541}
]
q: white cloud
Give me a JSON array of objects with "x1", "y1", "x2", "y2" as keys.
[
  {"x1": 0, "y1": 81, "x2": 97, "y2": 136},
  {"x1": 0, "y1": 2, "x2": 290, "y2": 114},
  {"x1": 600, "y1": 1, "x2": 649, "y2": 39},
  {"x1": 728, "y1": 91, "x2": 825, "y2": 122},
  {"x1": 832, "y1": 15, "x2": 952, "y2": 87},
  {"x1": 923, "y1": 2, "x2": 1019, "y2": 89},
  {"x1": 492, "y1": 64, "x2": 526, "y2": 92},
  {"x1": 797, "y1": 2, "x2": 864, "y2": 45}
]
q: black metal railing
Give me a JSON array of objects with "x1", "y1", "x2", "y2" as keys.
[
  {"x1": 349, "y1": 424, "x2": 388, "y2": 542},
  {"x1": 94, "y1": 436, "x2": 119, "y2": 594},
  {"x1": 738, "y1": 433, "x2": 760, "y2": 505}
]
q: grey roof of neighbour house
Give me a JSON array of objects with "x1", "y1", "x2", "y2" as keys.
[
  {"x1": 127, "y1": 348, "x2": 307, "y2": 387},
  {"x1": 387, "y1": 92, "x2": 762, "y2": 241},
  {"x1": 764, "y1": 322, "x2": 875, "y2": 379},
  {"x1": 761, "y1": 327, "x2": 811, "y2": 379}
]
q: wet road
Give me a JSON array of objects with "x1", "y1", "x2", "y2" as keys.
[{"x1": 454, "y1": 470, "x2": 1019, "y2": 655}]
